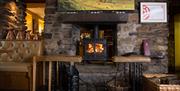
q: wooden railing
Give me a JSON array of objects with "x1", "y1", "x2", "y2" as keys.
[{"x1": 32, "y1": 55, "x2": 82, "y2": 91}]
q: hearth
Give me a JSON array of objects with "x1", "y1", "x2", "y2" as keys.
[{"x1": 83, "y1": 25, "x2": 107, "y2": 61}]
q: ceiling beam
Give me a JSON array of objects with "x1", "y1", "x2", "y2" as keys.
[
  {"x1": 25, "y1": 0, "x2": 45, "y2": 3},
  {"x1": 170, "y1": 0, "x2": 180, "y2": 14},
  {"x1": 26, "y1": 3, "x2": 45, "y2": 8}
]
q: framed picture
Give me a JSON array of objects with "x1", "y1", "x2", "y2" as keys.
[
  {"x1": 140, "y1": 2, "x2": 167, "y2": 23},
  {"x1": 58, "y1": 0, "x2": 135, "y2": 11}
]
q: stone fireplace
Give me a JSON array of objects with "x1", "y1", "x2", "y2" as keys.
[
  {"x1": 0, "y1": 0, "x2": 171, "y2": 90},
  {"x1": 44, "y1": 0, "x2": 169, "y2": 90}
]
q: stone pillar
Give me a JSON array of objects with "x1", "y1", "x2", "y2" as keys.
[{"x1": 44, "y1": 0, "x2": 80, "y2": 55}]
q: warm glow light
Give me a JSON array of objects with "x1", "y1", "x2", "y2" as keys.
[
  {"x1": 38, "y1": 19, "x2": 44, "y2": 35},
  {"x1": 87, "y1": 43, "x2": 94, "y2": 53},
  {"x1": 39, "y1": 26, "x2": 42, "y2": 34},
  {"x1": 86, "y1": 43, "x2": 104, "y2": 53},
  {"x1": 25, "y1": 12, "x2": 33, "y2": 31},
  {"x1": 95, "y1": 43, "x2": 104, "y2": 53}
]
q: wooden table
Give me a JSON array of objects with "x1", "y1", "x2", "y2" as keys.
[
  {"x1": 112, "y1": 55, "x2": 151, "y2": 91},
  {"x1": 32, "y1": 55, "x2": 82, "y2": 91},
  {"x1": 113, "y1": 55, "x2": 151, "y2": 63}
]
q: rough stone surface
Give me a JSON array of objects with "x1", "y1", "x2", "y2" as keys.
[
  {"x1": 46, "y1": 0, "x2": 57, "y2": 7},
  {"x1": 117, "y1": 24, "x2": 140, "y2": 55},
  {"x1": 128, "y1": 13, "x2": 139, "y2": 23},
  {"x1": 76, "y1": 64, "x2": 128, "y2": 84},
  {"x1": 44, "y1": 0, "x2": 169, "y2": 90}
]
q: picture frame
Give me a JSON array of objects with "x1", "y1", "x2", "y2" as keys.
[
  {"x1": 140, "y1": 2, "x2": 167, "y2": 23},
  {"x1": 57, "y1": 0, "x2": 135, "y2": 11}
]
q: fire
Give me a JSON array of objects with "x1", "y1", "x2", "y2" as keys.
[
  {"x1": 86, "y1": 43, "x2": 104, "y2": 53},
  {"x1": 87, "y1": 43, "x2": 94, "y2": 53},
  {"x1": 95, "y1": 43, "x2": 104, "y2": 53}
]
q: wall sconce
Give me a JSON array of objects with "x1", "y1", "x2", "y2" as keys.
[{"x1": 39, "y1": 26, "x2": 42, "y2": 36}]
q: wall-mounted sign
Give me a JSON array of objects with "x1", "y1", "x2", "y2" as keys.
[{"x1": 140, "y1": 2, "x2": 167, "y2": 23}]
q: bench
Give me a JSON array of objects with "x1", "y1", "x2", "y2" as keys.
[{"x1": 0, "y1": 40, "x2": 42, "y2": 91}]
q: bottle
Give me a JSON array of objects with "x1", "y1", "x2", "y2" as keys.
[{"x1": 143, "y1": 39, "x2": 151, "y2": 56}]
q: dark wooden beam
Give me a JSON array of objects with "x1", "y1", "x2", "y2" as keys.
[
  {"x1": 171, "y1": 0, "x2": 180, "y2": 14},
  {"x1": 25, "y1": 0, "x2": 45, "y2": 3},
  {"x1": 57, "y1": 13, "x2": 128, "y2": 23}
]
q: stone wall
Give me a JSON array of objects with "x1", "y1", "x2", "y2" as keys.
[
  {"x1": 117, "y1": 14, "x2": 169, "y2": 73},
  {"x1": 44, "y1": 0, "x2": 169, "y2": 90}
]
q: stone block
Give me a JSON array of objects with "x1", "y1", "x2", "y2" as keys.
[
  {"x1": 61, "y1": 24, "x2": 73, "y2": 29},
  {"x1": 44, "y1": 40, "x2": 59, "y2": 51},
  {"x1": 45, "y1": 14, "x2": 56, "y2": 23},
  {"x1": 51, "y1": 27, "x2": 61, "y2": 32},
  {"x1": 46, "y1": 0, "x2": 57, "y2": 7},
  {"x1": 117, "y1": 37, "x2": 137, "y2": 55},
  {"x1": 143, "y1": 65, "x2": 161, "y2": 73},
  {"x1": 61, "y1": 38, "x2": 72, "y2": 45},
  {"x1": 44, "y1": 33, "x2": 52, "y2": 39},
  {"x1": 53, "y1": 32, "x2": 63, "y2": 39},
  {"x1": 128, "y1": 13, "x2": 139, "y2": 23},
  {"x1": 45, "y1": 7, "x2": 56, "y2": 14},
  {"x1": 152, "y1": 37, "x2": 168, "y2": 45},
  {"x1": 137, "y1": 25, "x2": 150, "y2": 33},
  {"x1": 44, "y1": 24, "x2": 53, "y2": 33},
  {"x1": 63, "y1": 31, "x2": 72, "y2": 38},
  {"x1": 53, "y1": 21, "x2": 62, "y2": 26},
  {"x1": 117, "y1": 24, "x2": 140, "y2": 38},
  {"x1": 151, "y1": 45, "x2": 168, "y2": 51}
]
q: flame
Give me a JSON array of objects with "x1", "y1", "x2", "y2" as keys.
[
  {"x1": 87, "y1": 43, "x2": 94, "y2": 53},
  {"x1": 86, "y1": 43, "x2": 104, "y2": 53},
  {"x1": 95, "y1": 43, "x2": 104, "y2": 53}
]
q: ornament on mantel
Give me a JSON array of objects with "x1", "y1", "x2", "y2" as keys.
[
  {"x1": 25, "y1": 31, "x2": 31, "y2": 40},
  {"x1": 33, "y1": 33, "x2": 39, "y2": 40},
  {"x1": 16, "y1": 31, "x2": 25, "y2": 40},
  {"x1": 6, "y1": 30, "x2": 15, "y2": 40}
]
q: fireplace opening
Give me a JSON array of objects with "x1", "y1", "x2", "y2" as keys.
[{"x1": 78, "y1": 24, "x2": 117, "y2": 61}]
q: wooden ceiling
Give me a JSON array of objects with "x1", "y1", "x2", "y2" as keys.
[{"x1": 25, "y1": 0, "x2": 45, "y2": 3}]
